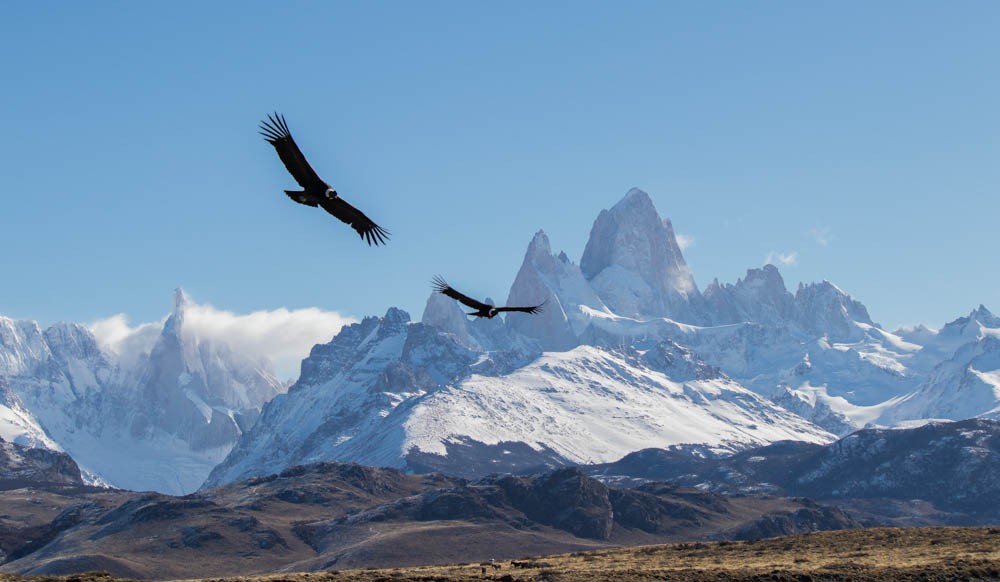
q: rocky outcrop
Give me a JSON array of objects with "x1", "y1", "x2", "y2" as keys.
[{"x1": 0, "y1": 436, "x2": 84, "y2": 488}]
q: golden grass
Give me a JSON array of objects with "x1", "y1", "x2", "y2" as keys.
[{"x1": 4, "y1": 526, "x2": 1000, "y2": 582}]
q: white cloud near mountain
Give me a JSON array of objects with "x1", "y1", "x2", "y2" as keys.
[
  {"x1": 90, "y1": 300, "x2": 355, "y2": 380},
  {"x1": 764, "y1": 251, "x2": 798, "y2": 267},
  {"x1": 675, "y1": 233, "x2": 695, "y2": 250}
]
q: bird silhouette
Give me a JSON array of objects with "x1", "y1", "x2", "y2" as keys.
[
  {"x1": 260, "y1": 113, "x2": 389, "y2": 246},
  {"x1": 432, "y1": 276, "x2": 544, "y2": 319}
]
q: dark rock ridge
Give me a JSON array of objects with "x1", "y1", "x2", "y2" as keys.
[
  {"x1": 726, "y1": 502, "x2": 863, "y2": 541},
  {"x1": 0, "y1": 462, "x2": 856, "y2": 578},
  {"x1": 591, "y1": 418, "x2": 1000, "y2": 521},
  {"x1": 0, "y1": 436, "x2": 84, "y2": 489}
]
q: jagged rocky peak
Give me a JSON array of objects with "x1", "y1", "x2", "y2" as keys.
[
  {"x1": 127, "y1": 288, "x2": 283, "y2": 453},
  {"x1": 379, "y1": 307, "x2": 411, "y2": 337},
  {"x1": 946, "y1": 304, "x2": 1000, "y2": 332},
  {"x1": 163, "y1": 287, "x2": 189, "y2": 336},
  {"x1": 43, "y1": 322, "x2": 105, "y2": 363},
  {"x1": 742, "y1": 264, "x2": 788, "y2": 290},
  {"x1": 0, "y1": 317, "x2": 50, "y2": 376},
  {"x1": 704, "y1": 264, "x2": 795, "y2": 325},
  {"x1": 580, "y1": 188, "x2": 702, "y2": 321},
  {"x1": 738, "y1": 264, "x2": 794, "y2": 317},
  {"x1": 525, "y1": 229, "x2": 555, "y2": 266},
  {"x1": 794, "y1": 280, "x2": 873, "y2": 339},
  {"x1": 300, "y1": 307, "x2": 412, "y2": 388},
  {"x1": 970, "y1": 304, "x2": 1000, "y2": 326},
  {"x1": 505, "y1": 230, "x2": 587, "y2": 351},
  {"x1": 421, "y1": 288, "x2": 477, "y2": 348}
]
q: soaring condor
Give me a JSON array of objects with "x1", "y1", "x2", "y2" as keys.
[
  {"x1": 259, "y1": 113, "x2": 389, "y2": 246},
  {"x1": 432, "y1": 276, "x2": 545, "y2": 319}
]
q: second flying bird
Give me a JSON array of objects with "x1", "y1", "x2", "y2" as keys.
[{"x1": 432, "y1": 276, "x2": 545, "y2": 319}]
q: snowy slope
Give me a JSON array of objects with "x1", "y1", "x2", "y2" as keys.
[
  {"x1": 205, "y1": 307, "x2": 833, "y2": 487},
  {"x1": 209, "y1": 187, "x2": 1000, "y2": 487},
  {"x1": 0, "y1": 376, "x2": 58, "y2": 450},
  {"x1": 402, "y1": 343, "x2": 833, "y2": 464},
  {"x1": 505, "y1": 207, "x2": 918, "y2": 434},
  {"x1": 0, "y1": 290, "x2": 284, "y2": 494},
  {"x1": 9, "y1": 187, "x2": 998, "y2": 493},
  {"x1": 880, "y1": 332, "x2": 1000, "y2": 425}
]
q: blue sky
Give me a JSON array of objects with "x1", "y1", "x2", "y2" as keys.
[{"x1": 1, "y1": 1, "x2": 998, "y2": 331}]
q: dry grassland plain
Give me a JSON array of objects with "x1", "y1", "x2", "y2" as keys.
[{"x1": 3, "y1": 527, "x2": 1000, "y2": 582}]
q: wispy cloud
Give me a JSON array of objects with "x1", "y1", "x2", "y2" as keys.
[
  {"x1": 90, "y1": 298, "x2": 355, "y2": 381},
  {"x1": 89, "y1": 315, "x2": 164, "y2": 369},
  {"x1": 810, "y1": 227, "x2": 833, "y2": 247},
  {"x1": 675, "y1": 233, "x2": 695, "y2": 251},
  {"x1": 764, "y1": 251, "x2": 798, "y2": 267}
]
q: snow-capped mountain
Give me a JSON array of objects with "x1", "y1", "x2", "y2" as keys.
[
  {"x1": 579, "y1": 188, "x2": 706, "y2": 322},
  {"x1": 879, "y1": 307, "x2": 1000, "y2": 424},
  {"x1": 207, "y1": 187, "x2": 1000, "y2": 489},
  {"x1": 0, "y1": 290, "x2": 283, "y2": 494},
  {"x1": 8, "y1": 187, "x2": 998, "y2": 494},
  {"x1": 205, "y1": 307, "x2": 832, "y2": 487},
  {"x1": 591, "y1": 418, "x2": 1000, "y2": 521},
  {"x1": 0, "y1": 316, "x2": 113, "y2": 456},
  {"x1": 502, "y1": 192, "x2": 918, "y2": 434}
]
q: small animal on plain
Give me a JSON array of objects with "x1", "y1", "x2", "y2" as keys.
[
  {"x1": 432, "y1": 276, "x2": 545, "y2": 319},
  {"x1": 259, "y1": 112, "x2": 389, "y2": 246}
]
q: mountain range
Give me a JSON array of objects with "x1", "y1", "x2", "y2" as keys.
[
  {"x1": 3, "y1": 418, "x2": 998, "y2": 578},
  {"x1": 2, "y1": 188, "x2": 1000, "y2": 493},
  {"x1": 0, "y1": 436, "x2": 861, "y2": 578},
  {"x1": 0, "y1": 290, "x2": 282, "y2": 493},
  {"x1": 207, "y1": 188, "x2": 1000, "y2": 488}
]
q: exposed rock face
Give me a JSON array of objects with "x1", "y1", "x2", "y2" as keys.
[
  {"x1": 489, "y1": 468, "x2": 614, "y2": 540},
  {"x1": 421, "y1": 290, "x2": 480, "y2": 349},
  {"x1": 794, "y1": 281, "x2": 874, "y2": 340},
  {"x1": 128, "y1": 289, "x2": 281, "y2": 450},
  {"x1": 703, "y1": 265, "x2": 796, "y2": 326},
  {"x1": 580, "y1": 188, "x2": 704, "y2": 322},
  {"x1": 504, "y1": 231, "x2": 594, "y2": 351},
  {"x1": 0, "y1": 436, "x2": 84, "y2": 487},
  {"x1": 727, "y1": 504, "x2": 862, "y2": 540},
  {"x1": 591, "y1": 418, "x2": 1000, "y2": 520}
]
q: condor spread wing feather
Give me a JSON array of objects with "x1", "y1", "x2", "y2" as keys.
[
  {"x1": 495, "y1": 302, "x2": 546, "y2": 315},
  {"x1": 259, "y1": 113, "x2": 324, "y2": 189},
  {"x1": 318, "y1": 197, "x2": 390, "y2": 246},
  {"x1": 432, "y1": 276, "x2": 492, "y2": 312}
]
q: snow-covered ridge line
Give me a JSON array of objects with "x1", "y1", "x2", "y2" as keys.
[
  {"x1": 0, "y1": 290, "x2": 292, "y2": 494},
  {"x1": 7, "y1": 188, "x2": 1000, "y2": 494},
  {"x1": 209, "y1": 187, "x2": 1000, "y2": 488}
]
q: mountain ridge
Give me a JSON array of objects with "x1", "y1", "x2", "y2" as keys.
[{"x1": 4, "y1": 188, "x2": 999, "y2": 494}]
